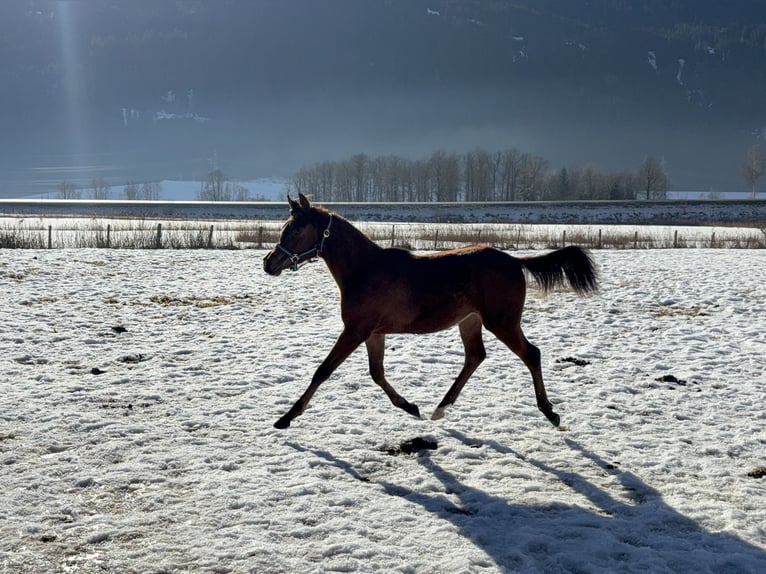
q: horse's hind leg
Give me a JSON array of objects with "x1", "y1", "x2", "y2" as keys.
[
  {"x1": 366, "y1": 334, "x2": 421, "y2": 418},
  {"x1": 486, "y1": 321, "x2": 560, "y2": 427},
  {"x1": 432, "y1": 313, "x2": 486, "y2": 420}
]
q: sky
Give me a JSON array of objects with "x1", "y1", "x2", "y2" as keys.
[{"x1": 1, "y1": 1, "x2": 764, "y2": 197}]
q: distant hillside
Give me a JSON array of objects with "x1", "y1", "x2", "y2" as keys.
[{"x1": 1, "y1": 0, "x2": 764, "y2": 197}]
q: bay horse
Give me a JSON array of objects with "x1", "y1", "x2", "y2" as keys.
[{"x1": 263, "y1": 194, "x2": 598, "y2": 429}]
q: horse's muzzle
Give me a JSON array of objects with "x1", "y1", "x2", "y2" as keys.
[{"x1": 263, "y1": 250, "x2": 284, "y2": 276}]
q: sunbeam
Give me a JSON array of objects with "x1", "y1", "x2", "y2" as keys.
[{"x1": 55, "y1": 1, "x2": 87, "y2": 167}]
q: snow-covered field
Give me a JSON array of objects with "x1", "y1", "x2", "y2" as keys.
[{"x1": 1, "y1": 248, "x2": 765, "y2": 573}]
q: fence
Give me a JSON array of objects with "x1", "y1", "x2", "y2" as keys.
[{"x1": 1, "y1": 218, "x2": 764, "y2": 250}]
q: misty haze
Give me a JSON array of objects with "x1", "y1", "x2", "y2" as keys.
[{"x1": 1, "y1": 0, "x2": 765, "y2": 198}]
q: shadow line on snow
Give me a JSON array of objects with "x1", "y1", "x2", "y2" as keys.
[{"x1": 289, "y1": 434, "x2": 766, "y2": 573}]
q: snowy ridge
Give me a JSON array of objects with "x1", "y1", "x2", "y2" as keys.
[
  {"x1": 2, "y1": 198, "x2": 765, "y2": 225},
  {"x1": 1, "y1": 249, "x2": 765, "y2": 572}
]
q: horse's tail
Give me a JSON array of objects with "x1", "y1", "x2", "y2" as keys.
[{"x1": 520, "y1": 246, "x2": 598, "y2": 295}]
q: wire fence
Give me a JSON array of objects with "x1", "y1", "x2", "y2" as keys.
[{"x1": 1, "y1": 218, "x2": 765, "y2": 250}]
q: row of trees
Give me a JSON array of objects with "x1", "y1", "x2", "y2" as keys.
[
  {"x1": 55, "y1": 170, "x2": 253, "y2": 201},
  {"x1": 56, "y1": 178, "x2": 162, "y2": 200},
  {"x1": 197, "y1": 169, "x2": 251, "y2": 201},
  {"x1": 292, "y1": 148, "x2": 670, "y2": 203},
  {"x1": 53, "y1": 144, "x2": 760, "y2": 202}
]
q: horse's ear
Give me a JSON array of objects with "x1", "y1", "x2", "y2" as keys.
[
  {"x1": 287, "y1": 195, "x2": 301, "y2": 214},
  {"x1": 298, "y1": 193, "x2": 312, "y2": 211}
]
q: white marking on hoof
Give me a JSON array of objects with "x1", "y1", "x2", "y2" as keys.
[{"x1": 431, "y1": 407, "x2": 445, "y2": 421}]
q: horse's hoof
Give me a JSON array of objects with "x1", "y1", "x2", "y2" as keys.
[
  {"x1": 431, "y1": 407, "x2": 445, "y2": 421},
  {"x1": 547, "y1": 412, "x2": 561, "y2": 427},
  {"x1": 274, "y1": 416, "x2": 291, "y2": 429},
  {"x1": 407, "y1": 403, "x2": 422, "y2": 419}
]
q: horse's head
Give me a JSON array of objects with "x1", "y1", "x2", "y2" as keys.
[{"x1": 263, "y1": 193, "x2": 332, "y2": 276}]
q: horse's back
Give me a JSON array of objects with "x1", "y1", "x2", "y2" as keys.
[{"x1": 418, "y1": 245, "x2": 523, "y2": 278}]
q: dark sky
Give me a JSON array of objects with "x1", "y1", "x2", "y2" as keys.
[{"x1": 1, "y1": 0, "x2": 764, "y2": 196}]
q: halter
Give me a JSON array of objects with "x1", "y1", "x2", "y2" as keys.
[{"x1": 276, "y1": 215, "x2": 333, "y2": 272}]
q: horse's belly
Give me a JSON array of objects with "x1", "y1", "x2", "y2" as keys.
[{"x1": 393, "y1": 298, "x2": 476, "y2": 334}]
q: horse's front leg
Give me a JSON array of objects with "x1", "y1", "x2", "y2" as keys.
[
  {"x1": 274, "y1": 329, "x2": 365, "y2": 429},
  {"x1": 365, "y1": 334, "x2": 421, "y2": 419}
]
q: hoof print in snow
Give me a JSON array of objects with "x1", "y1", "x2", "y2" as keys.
[
  {"x1": 655, "y1": 374, "x2": 685, "y2": 384},
  {"x1": 556, "y1": 356, "x2": 591, "y2": 366},
  {"x1": 119, "y1": 353, "x2": 147, "y2": 364},
  {"x1": 111, "y1": 325, "x2": 128, "y2": 334},
  {"x1": 90, "y1": 367, "x2": 106, "y2": 375},
  {"x1": 655, "y1": 374, "x2": 693, "y2": 386},
  {"x1": 386, "y1": 436, "x2": 438, "y2": 456},
  {"x1": 747, "y1": 466, "x2": 766, "y2": 479}
]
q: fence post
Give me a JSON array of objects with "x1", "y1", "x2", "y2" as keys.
[
  {"x1": 674, "y1": 229, "x2": 678, "y2": 248},
  {"x1": 156, "y1": 223, "x2": 162, "y2": 248},
  {"x1": 48, "y1": 225, "x2": 52, "y2": 249},
  {"x1": 107, "y1": 224, "x2": 111, "y2": 248},
  {"x1": 597, "y1": 228, "x2": 602, "y2": 249},
  {"x1": 433, "y1": 229, "x2": 439, "y2": 250},
  {"x1": 634, "y1": 231, "x2": 638, "y2": 249},
  {"x1": 391, "y1": 224, "x2": 395, "y2": 247},
  {"x1": 562, "y1": 229, "x2": 566, "y2": 247},
  {"x1": 711, "y1": 231, "x2": 715, "y2": 248},
  {"x1": 208, "y1": 225, "x2": 214, "y2": 248},
  {"x1": 257, "y1": 226, "x2": 263, "y2": 248}
]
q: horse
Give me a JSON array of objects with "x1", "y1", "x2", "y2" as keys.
[{"x1": 263, "y1": 194, "x2": 598, "y2": 429}]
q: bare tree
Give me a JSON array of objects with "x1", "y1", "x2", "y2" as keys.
[
  {"x1": 317, "y1": 161, "x2": 335, "y2": 201},
  {"x1": 606, "y1": 171, "x2": 640, "y2": 200},
  {"x1": 123, "y1": 181, "x2": 140, "y2": 200},
  {"x1": 231, "y1": 183, "x2": 250, "y2": 201},
  {"x1": 464, "y1": 148, "x2": 493, "y2": 201},
  {"x1": 350, "y1": 154, "x2": 369, "y2": 202},
  {"x1": 517, "y1": 154, "x2": 548, "y2": 200},
  {"x1": 335, "y1": 159, "x2": 354, "y2": 202},
  {"x1": 57, "y1": 181, "x2": 80, "y2": 199},
  {"x1": 141, "y1": 182, "x2": 162, "y2": 200},
  {"x1": 429, "y1": 150, "x2": 460, "y2": 202},
  {"x1": 89, "y1": 177, "x2": 111, "y2": 199},
  {"x1": 546, "y1": 167, "x2": 573, "y2": 200},
  {"x1": 411, "y1": 160, "x2": 432, "y2": 202},
  {"x1": 742, "y1": 144, "x2": 764, "y2": 198},
  {"x1": 463, "y1": 150, "x2": 479, "y2": 201},
  {"x1": 382, "y1": 155, "x2": 404, "y2": 202},
  {"x1": 199, "y1": 169, "x2": 230, "y2": 201},
  {"x1": 579, "y1": 165, "x2": 603, "y2": 199},
  {"x1": 499, "y1": 148, "x2": 522, "y2": 201},
  {"x1": 638, "y1": 157, "x2": 669, "y2": 200},
  {"x1": 293, "y1": 166, "x2": 317, "y2": 198}
]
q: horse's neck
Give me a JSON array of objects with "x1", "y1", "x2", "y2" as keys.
[{"x1": 321, "y1": 214, "x2": 379, "y2": 285}]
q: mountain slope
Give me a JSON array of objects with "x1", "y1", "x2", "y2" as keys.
[{"x1": 1, "y1": 0, "x2": 764, "y2": 196}]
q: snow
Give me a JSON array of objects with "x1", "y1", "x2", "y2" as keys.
[
  {"x1": 1, "y1": 247, "x2": 765, "y2": 573},
  {"x1": 648, "y1": 51, "x2": 658, "y2": 72}
]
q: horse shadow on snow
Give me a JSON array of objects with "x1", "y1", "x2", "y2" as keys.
[{"x1": 291, "y1": 433, "x2": 766, "y2": 573}]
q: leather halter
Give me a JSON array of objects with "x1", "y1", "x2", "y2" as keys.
[{"x1": 276, "y1": 215, "x2": 333, "y2": 272}]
